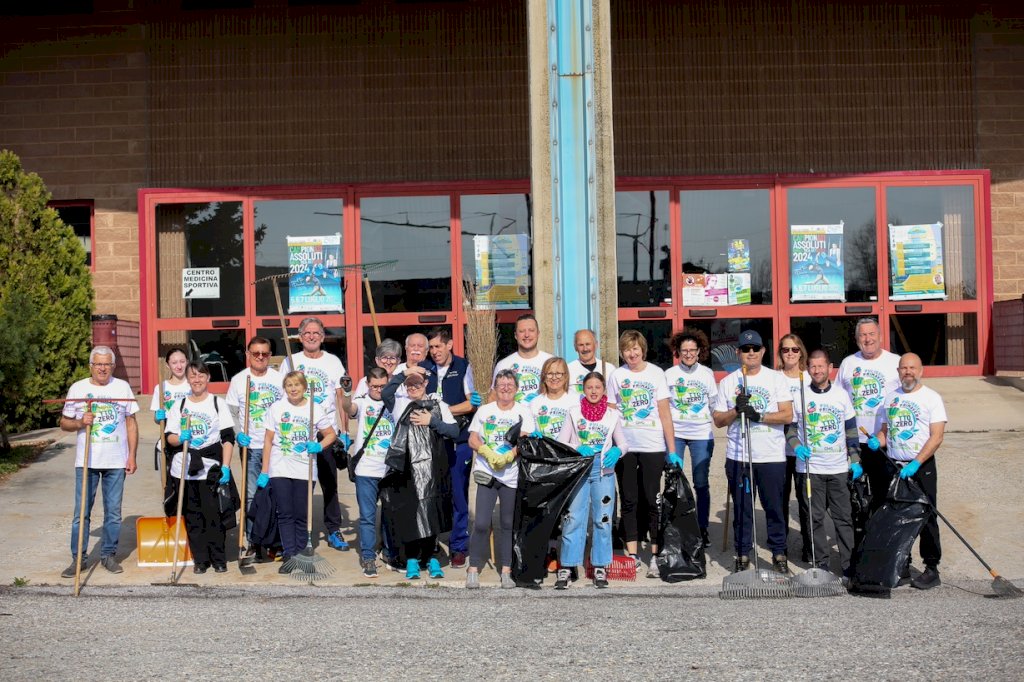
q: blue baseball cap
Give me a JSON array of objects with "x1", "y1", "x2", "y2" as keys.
[{"x1": 738, "y1": 330, "x2": 763, "y2": 348}]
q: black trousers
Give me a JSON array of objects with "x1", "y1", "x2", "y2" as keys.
[
  {"x1": 404, "y1": 535, "x2": 438, "y2": 565},
  {"x1": 783, "y1": 455, "x2": 811, "y2": 555},
  {"x1": 615, "y1": 450, "x2": 663, "y2": 545},
  {"x1": 180, "y1": 477, "x2": 225, "y2": 567},
  {"x1": 877, "y1": 457, "x2": 942, "y2": 567},
  {"x1": 316, "y1": 447, "x2": 343, "y2": 535}
]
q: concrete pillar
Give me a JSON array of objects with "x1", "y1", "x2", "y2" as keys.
[{"x1": 528, "y1": 0, "x2": 619, "y2": 362}]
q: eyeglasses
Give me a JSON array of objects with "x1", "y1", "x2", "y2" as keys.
[
  {"x1": 368, "y1": 384, "x2": 387, "y2": 391},
  {"x1": 249, "y1": 351, "x2": 271, "y2": 358},
  {"x1": 739, "y1": 345, "x2": 762, "y2": 353},
  {"x1": 780, "y1": 347, "x2": 801, "y2": 355},
  {"x1": 301, "y1": 331, "x2": 324, "y2": 338},
  {"x1": 91, "y1": 362, "x2": 113, "y2": 368},
  {"x1": 545, "y1": 372, "x2": 566, "y2": 377},
  {"x1": 679, "y1": 348, "x2": 699, "y2": 355},
  {"x1": 378, "y1": 355, "x2": 399, "y2": 362}
]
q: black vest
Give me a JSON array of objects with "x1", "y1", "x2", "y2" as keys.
[{"x1": 425, "y1": 354, "x2": 471, "y2": 443}]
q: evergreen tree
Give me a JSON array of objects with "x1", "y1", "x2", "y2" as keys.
[{"x1": 0, "y1": 150, "x2": 93, "y2": 447}]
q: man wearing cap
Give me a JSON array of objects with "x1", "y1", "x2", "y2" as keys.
[{"x1": 713, "y1": 330, "x2": 794, "y2": 574}]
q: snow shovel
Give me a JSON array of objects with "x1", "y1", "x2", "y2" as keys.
[
  {"x1": 137, "y1": 399, "x2": 193, "y2": 569},
  {"x1": 152, "y1": 417, "x2": 197, "y2": 586},
  {"x1": 237, "y1": 375, "x2": 257, "y2": 574}
]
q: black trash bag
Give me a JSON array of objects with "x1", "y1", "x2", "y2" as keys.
[
  {"x1": 851, "y1": 475, "x2": 933, "y2": 592},
  {"x1": 380, "y1": 399, "x2": 453, "y2": 545},
  {"x1": 849, "y1": 474, "x2": 871, "y2": 543},
  {"x1": 656, "y1": 467, "x2": 706, "y2": 582},
  {"x1": 510, "y1": 436, "x2": 591, "y2": 585},
  {"x1": 216, "y1": 478, "x2": 241, "y2": 532}
]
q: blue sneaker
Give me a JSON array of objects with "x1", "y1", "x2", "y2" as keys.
[
  {"x1": 427, "y1": 557, "x2": 444, "y2": 579},
  {"x1": 405, "y1": 559, "x2": 421, "y2": 580},
  {"x1": 327, "y1": 531, "x2": 349, "y2": 551}
]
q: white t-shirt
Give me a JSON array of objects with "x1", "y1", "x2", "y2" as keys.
[
  {"x1": 351, "y1": 396, "x2": 396, "y2": 479},
  {"x1": 715, "y1": 367, "x2": 791, "y2": 464},
  {"x1": 166, "y1": 394, "x2": 234, "y2": 480},
  {"x1": 225, "y1": 368, "x2": 285, "y2": 440},
  {"x1": 608, "y1": 363, "x2": 671, "y2": 452},
  {"x1": 563, "y1": 403, "x2": 629, "y2": 460},
  {"x1": 468, "y1": 402, "x2": 537, "y2": 488},
  {"x1": 264, "y1": 400, "x2": 334, "y2": 480},
  {"x1": 63, "y1": 377, "x2": 140, "y2": 469},
  {"x1": 150, "y1": 380, "x2": 191, "y2": 416},
  {"x1": 279, "y1": 351, "x2": 346, "y2": 419},
  {"x1": 529, "y1": 393, "x2": 577, "y2": 439},
  {"x1": 881, "y1": 385, "x2": 948, "y2": 462},
  {"x1": 782, "y1": 372, "x2": 812, "y2": 457},
  {"x1": 664, "y1": 362, "x2": 718, "y2": 441},
  {"x1": 793, "y1": 382, "x2": 856, "y2": 475},
  {"x1": 492, "y1": 351, "x2": 553, "y2": 405},
  {"x1": 567, "y1": 359, "x2": 616, "y2": 396},
  {"x1": 837, "y1": 350, "x2": 900, "y2": 442}
]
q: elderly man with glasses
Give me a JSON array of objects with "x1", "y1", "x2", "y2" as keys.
[
  {"x1": 713, "y1": 330, "x2": 794, "y2": 575},
  {"x1": 280, "y1": 317, "x2": 350, "y2": 551}
]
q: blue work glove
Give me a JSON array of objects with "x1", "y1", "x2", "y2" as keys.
[
  {"x1": 867, "y1": 436, "x2": 881, "y2": 451},
  {"x1": 899, "y1": 459, "x2": 921, "y2": 479},
  {"x1": 795, "y1": 445, "x2": 811, "y2": 462},
  {"x1": 155, "y1": 409, "x2": 167, "y2": 423},
  {"x1": 178, "y1": 428, "x2": 192, "y2": 444},
  {"x1": 256, "y1": 473, "x2": 269, "y2": 489},
  {"x1": 602, "y1": 446, "x2": 622, "y2": 469},
  {"x1": 236, "y1": 433, "x2": 252, "y2": 448},
  {"x1": 849, "y1": 462, "x2": 864, "y2": 480},
  {"x1": 666, "y1": 452, "x2": 685, "y2": 469},
  {"x1": 293, "y1": 441, "x2": 307, "y2": 454},
  {"x1": 469, "y1": 391, "x2": 482, "y2": 407},
  {"x1": 340, "y1": 433, "x2": 352, "y2": 449},
  {"x1": 577, "y1": 444, "x2": 596, "y2": 457},
  {"x1": 307, "y1": 441, "x2": 323, "y2": 455},
  {"x1": 530, "y1": 430, "x2": 544, "y2": 439},
  {"x1": 218, "y1": 467, "x2": 231, "y2": 485}
]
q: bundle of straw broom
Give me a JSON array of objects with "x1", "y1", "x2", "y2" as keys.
[{"x1": 463, "y1": 281, "x2": 497, "y2": 403}]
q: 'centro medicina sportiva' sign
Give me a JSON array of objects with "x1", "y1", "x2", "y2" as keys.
[{"x1": 182, "y1": 267, "x2": 220, "y2": 299}]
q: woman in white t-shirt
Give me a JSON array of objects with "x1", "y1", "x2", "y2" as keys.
[
  {"x1": 150, "y1": 348, "x2": 190, "y2": 471},
  {"x1": 608, "y1": 330, "x2": 678, "y2": 578},
  {"x1": 556, "y1": 371, "x2": 628, "y2": 589},
  {"x1": 776, "y1": 332, "x2": 811, "y2": 560},
  {"x1": 165, "y1": 362, "x2": 236, "y2": 574},
  {"x1": 529, "y1": 357, "x2": 577, "y2": 439},
  {"x1": 465, "y1": 369, "x2": 537, "y2": 589},
  {"x1": 257, "y1": 371, "x2": 337, "y2": 573}
]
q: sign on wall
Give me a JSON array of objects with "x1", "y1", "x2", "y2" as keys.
[
  {"x1": 790, "y1": 223, "x2": 845, "y2": 302},
  {"x1": 889, "y1": 222, "x2": 945, "y2": 300},
  {"x1": 473, "y1": 233, "x2": 530, "y2": 309},
  {"x1": 182, "y1": 267, "x2": 220, "y2": 299},
  {"x1": 288, "y1": 235, "x2": 343, "y2": 313}
]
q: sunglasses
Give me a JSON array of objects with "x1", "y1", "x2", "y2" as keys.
[
  {"x1": 739, "y1": 345, "x2": 762, "y2": 353},
  {"x1": 249, "y1": 351, "x2": 271, "y2": 358},
  {"x1": 780, "y1": 347, "x2": 801, "y2": 354}
]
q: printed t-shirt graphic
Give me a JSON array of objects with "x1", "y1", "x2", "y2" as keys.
[
  {"x1": 608, "y1": 364, "x2": 670, "y2": 451},
  {"x1": 664, "y1": 363, "x2": 718, "y2": 440},
  {"x1": 280, "y1": 352, "x2": 346, "y2": 417},
  {"x1": 492, "y1": 351, "x2": 553, "y2": 404},
  {"x1": 567, "y1": 359, "x2": 615, "y2": 396},
  {"x1": 468, "y1": 402, "x2": 537, "y2": 488},
  {"x1": 881, "y1": 386, "x2": 947, "y2": 462},
  {"x1": 793, "y1": 382, "x2": 855, "y2": 475},
  {"x1": 530, "y1": 393, "x2": 576, "y2": 438},
  {"x1": 715, "y1": 367, "x2": 791, "y2": 464},
  {"x1": 837, "y1": 350, "x2": 899, "y2": 441},
  {"x1": 63, "y1": 377, "x2": 141, "y2": 468},
  {"x1": 166, "y1": 394, "x2": 234, "y2": 480},
  {"x1": 352, "y1": 396, "x2": 395, "y2": 479},
  {"x1": 265, "y1": 400, "x2": 334, "y2": 480},
  {"x1": 225, "y1": 368, "x2": 285, "y2": 437}
]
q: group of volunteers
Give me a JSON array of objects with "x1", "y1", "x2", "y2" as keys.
[{"x1": 58, "y1": 314, "x2": 945, "y2": 590}]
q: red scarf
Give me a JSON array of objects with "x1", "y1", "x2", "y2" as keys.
[{"x1": 580, "y1": 394, "x2": 608, "y2": 422}]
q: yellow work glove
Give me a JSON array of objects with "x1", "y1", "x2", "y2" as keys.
[{"x1": 479, "y1": 444, "x2": 505, "y2": 469}]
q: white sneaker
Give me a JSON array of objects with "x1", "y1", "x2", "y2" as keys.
[
  {"x1": 500, "y1": 572, "x2": 516, "y2": 589},
  {"x1": 647, "y1": 555, "x2": 659, "y2": 578},
  {"x1": 465, "y1": 571, "x2": 480, "y2": 589}
]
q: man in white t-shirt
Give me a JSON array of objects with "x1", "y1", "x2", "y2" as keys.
[
  {"x1": 567, "y1": 328, "x2": 616, "y2": 395},
  {"x1": 59, "y1": 346, "x2": 140, "y2": 578},
  {"x1": 871, "y1": 352, "x2": 946, "y2": 590},
  {"x1": 787, "y1": 349, "x2": 858, "y2": 578},
  {"x1": 490, "y1": 313, "x2": 553, "y2": 405},
  {"x1": 226, "y1": 336, "x2": 285, "y2": 550},
  {"x1": 713, "y1": 330, "x2": 793, "y2": 574},
  {"x1": 837, "y1": 317, "x2": 900, "y2": 516},
  {"x1": 279, "y1": 316, "x2": 349, "y2": 551}
]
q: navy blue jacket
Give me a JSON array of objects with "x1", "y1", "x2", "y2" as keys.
[{"x1": 424, "y1": 354, "x2": 473, "y2": 444}]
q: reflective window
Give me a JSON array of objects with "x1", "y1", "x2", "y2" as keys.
[
  {"x1": 360, "y1": 196, "x2": 451, "y2": 312},
  {"x1": 254, "y1": 198, "x2": 344, "y2": 316},
  {"x1": 789, "y1": 316, "x2": 861, "y2": 365},
  {"x1": 785, "y1": 187, "x2": 876, "y2": 303},
  {"x1": 156, "y1": 202, "x2": 244, "y2": 318},
  {"x1": 460, "y1": 193, "x2": 532, "y2": 309},
  {"x1": 158, "y1": 329, "x2": 246, "y2": 383},
  {"x1": 886, "y1": 186, "x2": 976, "y2": 301},
  {"x1": 54, "y1": 204, "x2": 92, "y2": 267},
  {"x1": 684, "y1": 318, "x2": 776, "y2": 372},
  {"x1": 680, "y1": 189, "x2": 772, "y2": 305},
  {"x1": 889, "y1": 313, "x2": 978, "y2": 366},
  {"x1": 616, "y1": 191, "x2": 671, "y2": 307}
]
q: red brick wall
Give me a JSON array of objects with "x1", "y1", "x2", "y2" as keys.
[{"x1": 975, "y1": 5, "x2": 1024, "y2": 301}]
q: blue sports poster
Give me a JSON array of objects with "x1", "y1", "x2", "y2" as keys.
[
  {"x1": 790, "y1": 223, "x2": 845, "y2": 302},
  {"x1": 287, "y1": 235, "x2": 343, "y2": 313}
]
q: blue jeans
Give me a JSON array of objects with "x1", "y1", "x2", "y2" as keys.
[
  {"x1": 355, "y1": 475, "x2": 396, "y2": 561},
  {"x1": 243, "y1": 448, "x2": 263, "y2": 543},
  {"x1": 448, "y1": 441, "x2": 473, "y2": 553},
  {"x1": 725, "y1": 458, "x2": 787, "y2": 557},
  {"x1": 560, "y1": 457, "x2": 616, "y2": 568},
  {"x1": 675, "y1": 437, "x2": 714, "y2": 530},
  {"x1": 70, "y1": 467, "x2": 125, "y2": 559}
]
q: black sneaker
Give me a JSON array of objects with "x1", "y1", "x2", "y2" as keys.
[
  {"x1": 213, "y1": 563, "x2": 228, "y2": 573},
  {"x1": 278, "y1": 560, "x2": 293, "y2": 575},
  {"x1": 100, "y1": 556, "x2": 123, "y2": 574},
  {"x1": 772, "y1": 554, "x2": 789, "y2": 575},
  {"x1": 61, "y1": 558, "x2": 87, "y2": 578},
  {"x1": 593, "y1": 566, "x2": 609, "y2": 589},
  {"x1": 911, "y1": 566, "x2": 941, "y2": 590},
  {"x1": 193, "y1": 563, "x2": 209, "y2": 575},
  {"x1": 360, "y1": 558, "x2": 378, "y2": 578},
  {"x1": 700, "y1": 529, "x2": 711, "y2": 549},
  {"x1": 554, "y1": 567, "x2": 571, "y2": 590},
  {"x1": 734, "y1": 556, "x2": 750, "y2": 573}
]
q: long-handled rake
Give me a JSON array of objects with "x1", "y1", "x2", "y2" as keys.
[
  {"x1": 284, "y1": 395, "x2": 335, "y2": 583},
  {"x1": 792, "y1": 372, "x2": 845, "y2": 598},
  {"x1": 237, "y1": 376, "x2": 257, "y2": 574},
  {"x1": 721, "y1": 366, "x2": 794, "y2": 600},
  {"x1": 933, "y1": 508, "x2": 1021, "y2": 598},
  {"x1": 73, "y1": 402, "x2": 95, "y2": 598}
]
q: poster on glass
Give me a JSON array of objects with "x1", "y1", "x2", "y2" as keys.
[
  {"x1": 791, "y1": 223, "x2": 845, "y2": 302},
  {"x1": 473, "y1": 233, "x2": 530, "y2": 309},
  {"x1": 287, "y1": 234, "x2": 343, "y2": 313},
  {"x1": 889, "y1": 222, "x2": 945, "y2": 301}
]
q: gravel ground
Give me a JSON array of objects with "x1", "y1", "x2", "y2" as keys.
[{"x1": 1, "y1": 582, "x2": 1021, "y2": 680}]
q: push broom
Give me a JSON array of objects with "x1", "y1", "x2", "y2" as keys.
[
  {"x1": 791, "y1": 372, "x2": 846, "y2": 598},
  {"x1": 720, "y1": 365, "x2": 794, "y2": 600}
]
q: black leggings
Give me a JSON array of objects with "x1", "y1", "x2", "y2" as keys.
[
  {"x1": 616, "y1": 450, "x2": 663, "y2": 545},
  {"x1": 469, "y1": 480, "x2": 516, "y2": 570}
]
